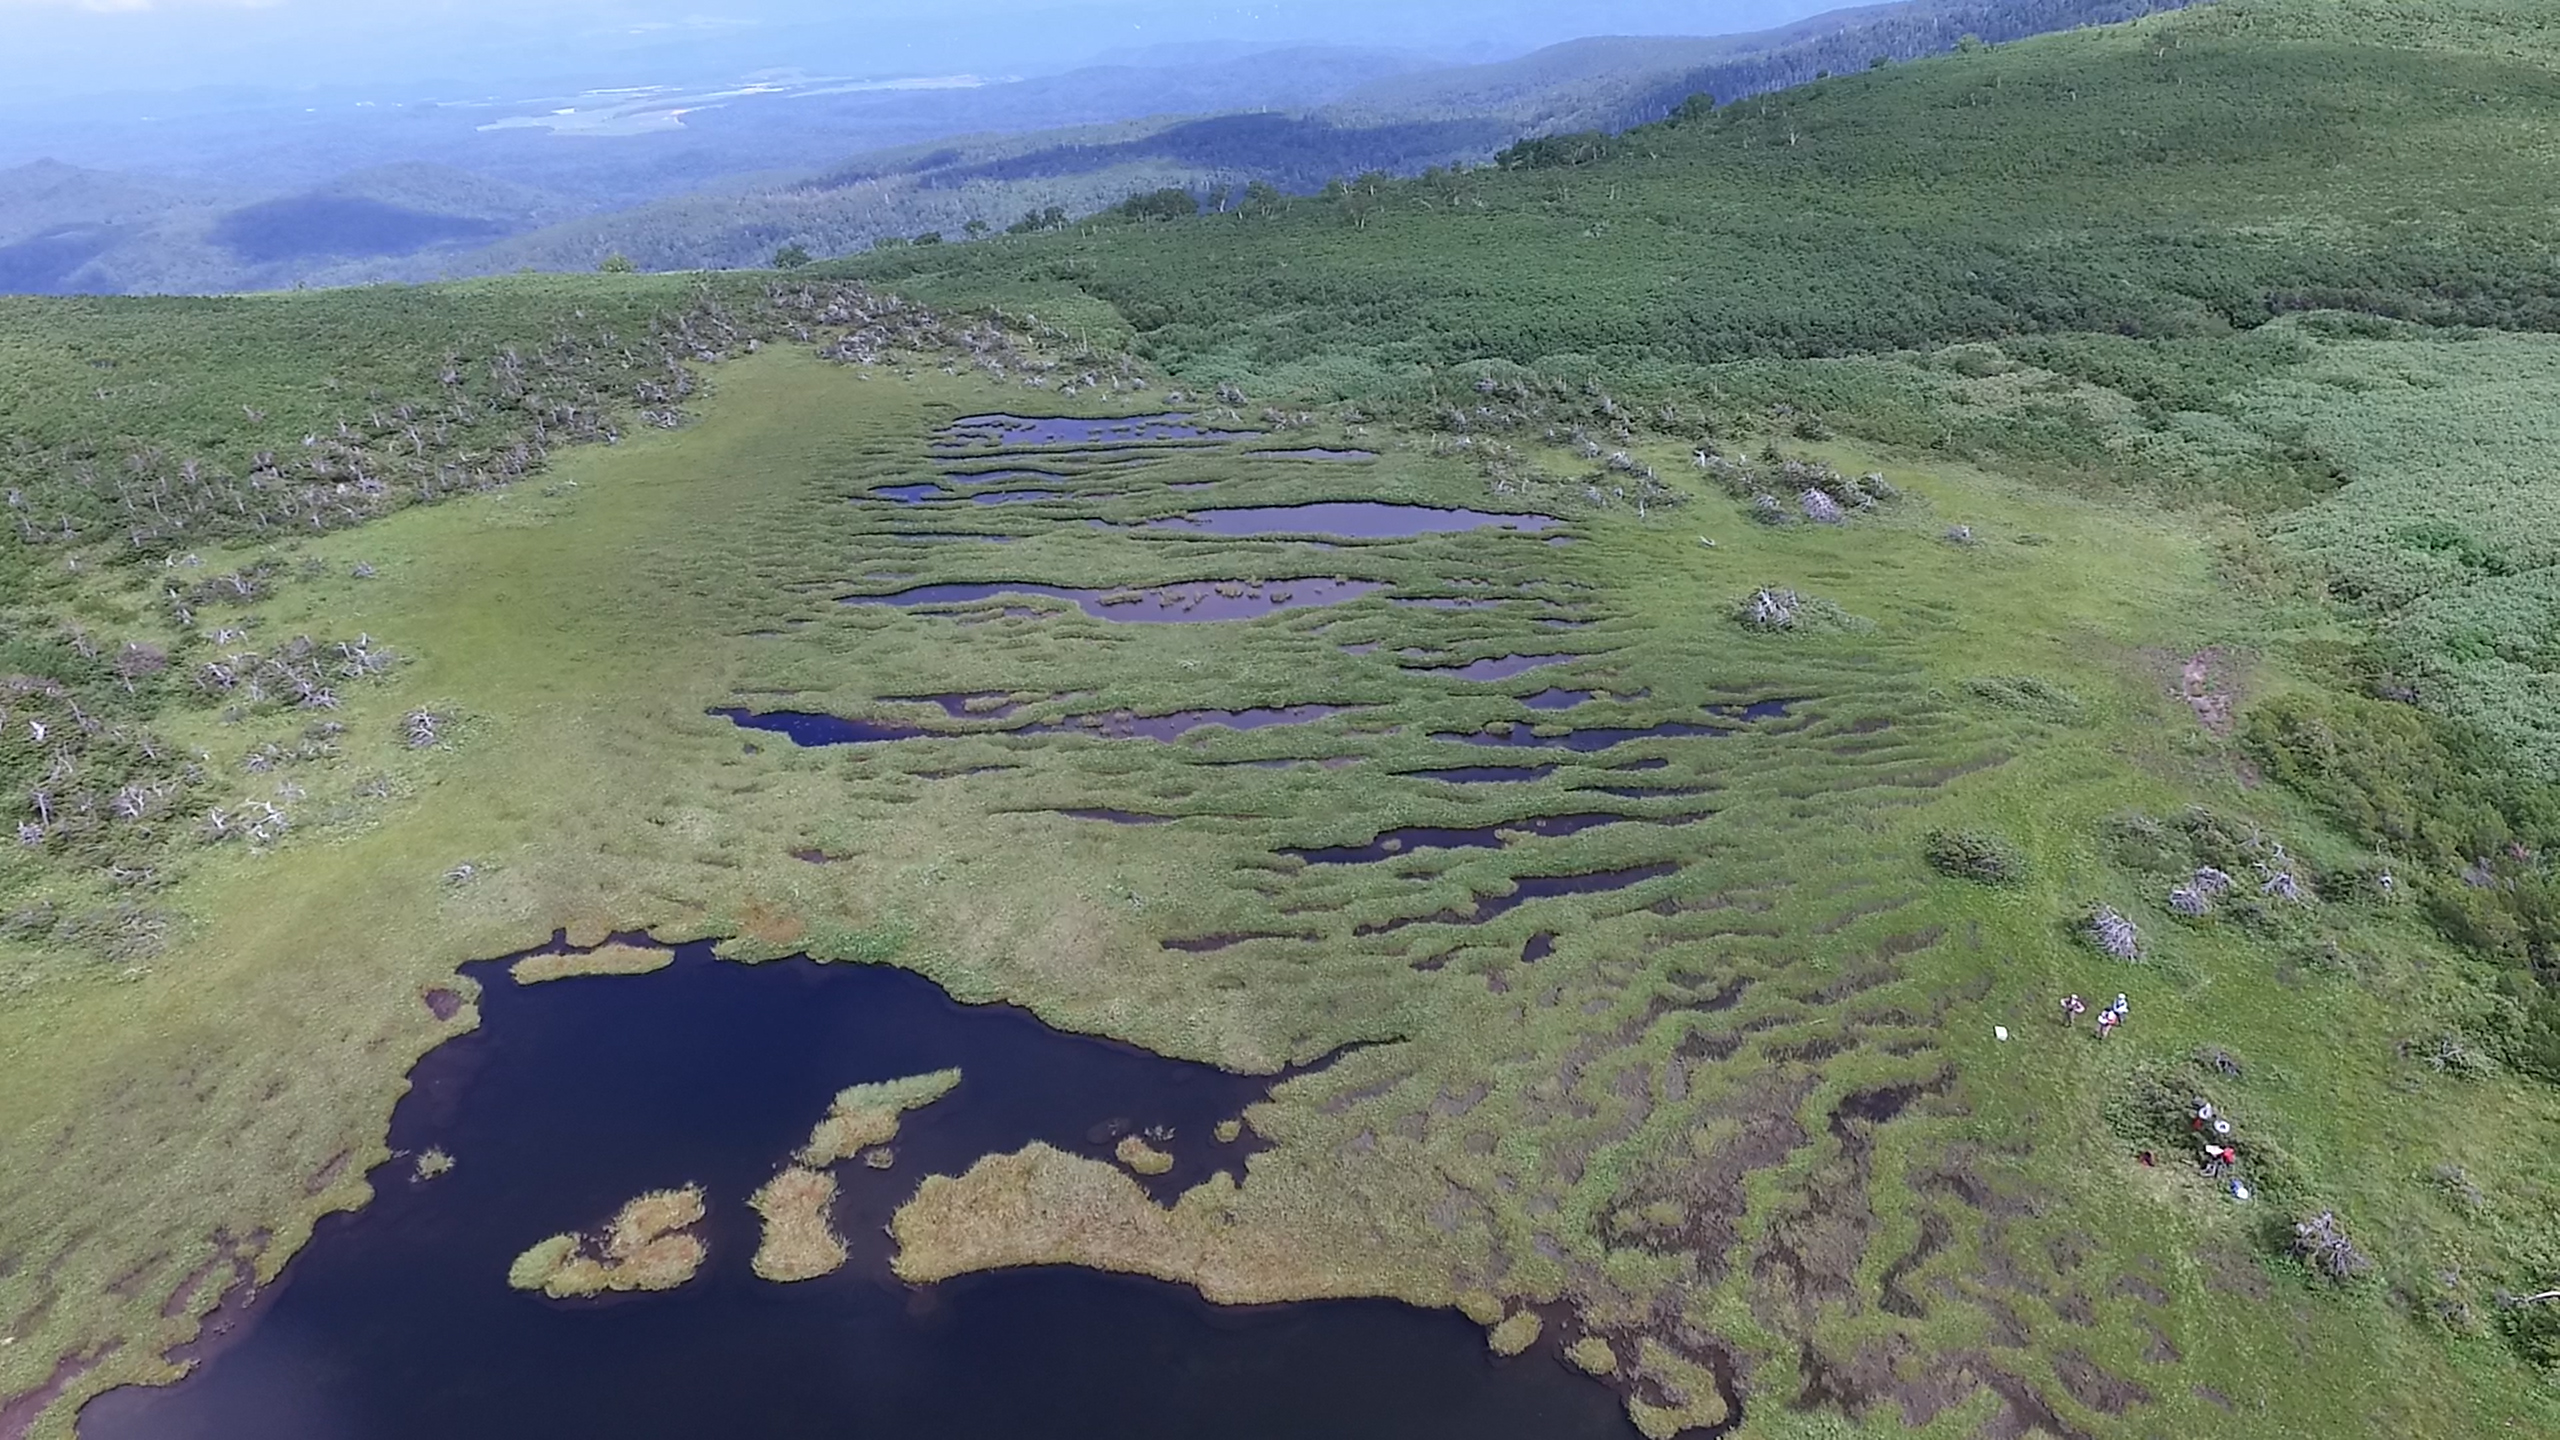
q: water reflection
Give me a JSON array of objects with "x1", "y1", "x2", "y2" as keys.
[{"x1": 82, "y1": 949, "x2": 1637, "y2": 1440}]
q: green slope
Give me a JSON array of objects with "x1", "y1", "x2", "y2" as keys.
[{"x1": 860, "y1": 0, "x2": 2560, "y2": 372}]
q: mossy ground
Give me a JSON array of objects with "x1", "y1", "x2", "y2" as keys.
[{"x1": 0, "y1": 347, "x2": 2552, "y2": 1439}]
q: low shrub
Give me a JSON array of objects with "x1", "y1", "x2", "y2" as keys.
[{"x1": 1924, "y1": 829, "x2": 2027, "y2": 884}]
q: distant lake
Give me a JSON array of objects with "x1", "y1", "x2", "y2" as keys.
[{"x1": 83, "y1": 947, "x2": 1636, "y2": 1440}]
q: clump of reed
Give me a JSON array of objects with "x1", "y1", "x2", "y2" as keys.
[
  {"x1": 1115, "y1": 1134, "x2": 1174, "y2": 1176},
  {"x1": 510, "y1": 943, "x2": 675, "y2": 984},
  {"x1": 799, "y1": 1068, "x2": 962, "y2": 1165},
  {"x1": 507, "y1": 1184, "x2": 708, "y2": 1298},
  {"x1": 1565, "y1": 1335, "x2": 1620, "y2": 1375},
  {"x1": 1487, "y1": 1310, "x2": 1543, "y2": 1356},
  {"x1": 750, "y1": 1167, "x2": 849, "y2": 1282}
]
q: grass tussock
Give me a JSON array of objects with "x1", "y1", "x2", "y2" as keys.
[
  {"x1": 1487, "y1": 1310, "x2": 1543, "y2": 1356},
  {"x1": 749, "y1": 1167, "x2": 849, "y2": 1282},
  {"x1": 890, "y1": 1143, "x2": 1427, "y2": 1307},
  {"x1": 507, "y1": 1185, "x2": 709, "y2": 1299},
  {"x1": 509, "y1": 943, "x2": 675, "y2": 984},
  {"x1": 799, "y1": 1068, "x2": 962, "y2": 1166},
  {"x1": 1565, "y1": 1335, "x2": 1619, "y2": 1376},
  {"x1": 1114, "y1": 1134, "x2": 1174, "y2": 1176}
]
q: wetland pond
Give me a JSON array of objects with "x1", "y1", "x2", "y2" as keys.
[
  {"x1": 1144, "y1": 503, "x2": 1560, "y2": 540},
  {"x1": 840, "y1": 578, "x2": 1384, "y2": 622},
  {"x1": 82, "y1": 946, "x2": 1636, "y2": 1440},
  {"x1": 935, "y1": 413, "x2": 1256, "y2": 449}
]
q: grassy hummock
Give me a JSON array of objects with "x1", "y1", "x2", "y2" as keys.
[
  {"x1": 507, "y1": 1186, "x2": 709, "y2": 1299},
  {"x1": 1113, "y1": 1134, "x2": 1174, "y2": 1176},
  {"x1": 798, "y1": 1069, "x2": 963, "y2": 1167},
  {"x1": 509, "y1": 943, "x2": 675, "y2": 985},
  {"x1": 749, "y1": 1168, "x2": 849, "y2": 1283},
  {"x1": 1486, "y1": 1310, "x2": 1543, "y2": 1357}
]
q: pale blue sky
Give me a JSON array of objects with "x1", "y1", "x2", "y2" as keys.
[{"x1": 0, "y1": 1, "x2": 1837, "y2": 100}]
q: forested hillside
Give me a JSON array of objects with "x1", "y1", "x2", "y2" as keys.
[{"x1": 0, "y1": 0, "x2": 2208, "y2": 295}]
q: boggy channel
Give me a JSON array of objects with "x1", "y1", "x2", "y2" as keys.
[{"x1": 82, "y1": 944, "x2": 1637, "y2": 1440}]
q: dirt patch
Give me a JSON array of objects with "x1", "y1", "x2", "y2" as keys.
[
  {"x1": 2194, "y1": 1241, "x2": 2272, "y2": 1300},
  {"x1": 2143, "y1": 1325, "x2": 2183, "y2": 1364},
  {"x1": 1627, "y1": 1074, "x2": 1816, "y2": 1283},
  {"x1": 421, "y1": 986, "x2": 462, "y2": 1021},
  {"x1": 1878, "y1": 1212, "x2": 1951, "y2": 1318},
  {"x1": 1793, "y1": 1336, "x2": 1897, "y2": 1413},
  {"x1": 103, "y1": 1251, "x2": 165, "y2": 1299},
  {"x1": 736, "y1": 899, "x2": 807, "y2": 949},
  {"x1": 2051, "y1": 1349, "x2": 2152, "y2": 1414},
  {"x1": 2177, "y1": 648, "x2": 2240, "y2": 736},
  {"x1": 2114, "y1": 1271, "x2": 2169, "y2": 1306},
  {"x1": 302, "y1": 1149, "x2": 352, "y2": 1195},
  {"x1": 1971, "y1": 1362, "x2": 2096, "y2": 1440},
  {"x1": 2194, "y1": 1383, "x2": 2235, "y2": 1410}
]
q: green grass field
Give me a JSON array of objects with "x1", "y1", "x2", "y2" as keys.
[
  {"x1": 0, "y1": 343, "x2": 2552, "y2": 1437},
  {"x1": 5, "y1": 0, "x2": 2560, "y2": 1435}
]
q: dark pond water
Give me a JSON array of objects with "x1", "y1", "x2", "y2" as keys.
[
  {"x1": 841, "y1": 579, "x2": 1384, "y2": 623},
  {"x1": 1354, "y1": 864, "x2": 1682, "y2": 936},
  {"x1": 1024, "y1": 704, "x2": 1351, "y2": 741},
  {"x1": 1402, "y1": 764, "x2": 1560, "y2": 785},
  {"x1": 884, "y1": 692, "x2": 1036, "y2": 721},
  {"x1": 714, "y1": 705, "x2": 1352, "y2": 748},
  {"x1": 868, "y1": 483, "x2": 955, "y2": 503},
  {"x1": 1147, "y1": 504, "x2": 1559, "y2": 540},
  {"x1": 940, "y1": 468, "x2": 1072, "y2": 484},
  {"x1": 1523, "y1": 689, "x2": 1596, "y2": 711},
  {"x1": 82, "y1": 948, "x2": 1637, "y2": 1440},
  {"x1": 1412, "y1": 654, "x2": 1580, "y2": 682},
  {"x1": 1283, "y1": 813, "x2": 1634, "y2": 864},
  {"x1": 936, "y1": 413, "x2": 1256, "y2": 450},
  {"x1": 1432, "y1": 722, "x2": 1732, "y2": 753},
  {"x1": 713, "y1": 707, "x2": 943, "y2": 745},
  {"x1": 1051, "y1": 809, "x2": 1177, "y2": 825}
]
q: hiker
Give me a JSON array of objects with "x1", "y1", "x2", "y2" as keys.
[
  {"x1": 2061, "y1": 994, "x2": 2087, "y2": 1024},
  {"x1": 2112, "y1": 993, "x2": 2130, "y2": 1018},
  {"x1": 2097, "y1": 1010, "x2": 2121, "y2": 1039}
]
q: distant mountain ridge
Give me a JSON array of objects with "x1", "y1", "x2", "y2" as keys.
[{"x1": 0, "y1": 0, "x2": 2210, "y2": 295}]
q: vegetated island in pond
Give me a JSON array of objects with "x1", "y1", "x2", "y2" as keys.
[{"x1": 508, "y1": 1186, "x2": 710, "y2": 1298}]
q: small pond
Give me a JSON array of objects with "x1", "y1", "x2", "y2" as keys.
[
  {"x1": 80, "y1": 948, "x2": 1637, "y2": 1440},
  {"x1": 936, "y1": 413, "x2": 1257, "y2": 450},
  {"x1": 841, "y1": 579, "x2": 1384, "y2": 623},
  {"x1": 1410, "y1": 654, "x2": 1580, "y2": 682},
  {"x1": 1147, "y1": 504, "x2": 1560, "y2": 540}
]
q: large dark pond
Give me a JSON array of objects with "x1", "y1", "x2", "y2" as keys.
[{"x1": 83, "y1": 947, "x2": 1635, "y2": 1440}]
